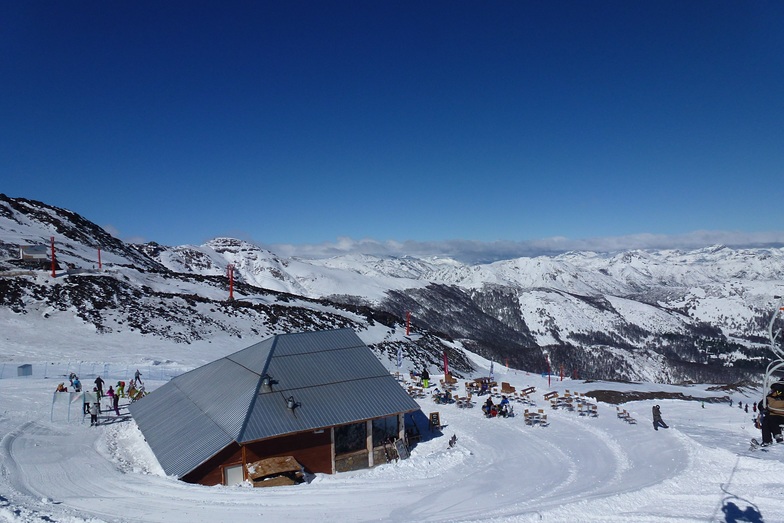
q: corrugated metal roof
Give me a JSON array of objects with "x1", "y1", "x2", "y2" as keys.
[
  {"x1": 225, "y1": 337, "x2": 274, "y2": 372},
  {"x1": 130, "y1": 328, "x2": 420, "y2": 479},
  {"x1": 272, "y1": 328, "x2": 366, "y2": 356},
  {"x1": 241, "y1": 377, "x2": 420, "y2": 442},
  {"x1": 129, "y1": 383, "x2": 235, "y2": 478}
]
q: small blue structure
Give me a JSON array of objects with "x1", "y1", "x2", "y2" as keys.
[{"x1": 17, "y1": 364, "x2": 32, "y2": 377}]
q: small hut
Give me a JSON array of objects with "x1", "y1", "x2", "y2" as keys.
[{"x1": 129, "y1": 328, "x2": 421, "y2": 486}]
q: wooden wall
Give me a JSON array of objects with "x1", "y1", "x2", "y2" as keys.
[
  {"x1": 245, "y1": 430, "x2": 333, "y2": 475},
  {"x1": 180, "y1": 413, "x2": 413, "y2": 486},
  {"x1": 181, "y1": 442, "x2": 242, "y2": 486}
]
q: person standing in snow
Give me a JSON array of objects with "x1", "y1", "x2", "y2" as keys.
[
  {"x1": 134, "y1": 369, "x2": 143, "y2": 385},
  {"x1": 94, "y1": 376, "x2": 105, "y2": 398},
  {"x1": 421, "y1": 368, "x2": 429, "y2": 389},
  {"x1": 112, "y1": 388, "x2": 121, "y2": 416},
  {"x1": 105, "y1": 386, "x2": 116, "y2": 412},
  {"x1": 89, "y1": 402, "x2": 99, "y2": 426},
  {"x1": 652, "y1": 405, "x2": 669, "y2": 430},
  {"x1": 758, "y1": 382, "x2": 784, "y2": 446}
]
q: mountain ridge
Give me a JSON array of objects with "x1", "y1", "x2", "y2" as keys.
[{"x1": 2, "y1": 194, "x2": 782, "y2": 384}]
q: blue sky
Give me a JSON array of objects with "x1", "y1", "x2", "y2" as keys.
[{"x1": 2, "y1": 2, "x2": 783, "y2": 259}]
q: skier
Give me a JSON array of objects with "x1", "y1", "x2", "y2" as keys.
[
  {"x1": 421, "y1": 368, "x2": 429, "y2": 389},
  {"x1": 94, "y1": 376, "x2": 105, "y2": 398},
  {"x1": 757, "y1": 382, "x2": 784, "y2": 447},
  {"x1": 652, "y1": 405, "x2": 669, "y2": 430},
  {"x1": 112, "y1": 389, "x2": 121, "y2": 416},
  {"x1": 134, "y1": 369, "x2": 143, "y2": 385},
  {"x1": 89, "y1": 402, "x2": 99, "y2": 426},
  {"x1": 106, "y1": 386, "x2": 117, "y2": 413}
]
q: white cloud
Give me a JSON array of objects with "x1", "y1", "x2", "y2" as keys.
[{"x1": 262, "y1": 230, "x2": 784, "y2": 263}]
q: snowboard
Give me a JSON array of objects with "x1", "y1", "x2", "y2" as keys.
[{"x1": 749, "y1": 438, "x2": 769, "y2": 451}]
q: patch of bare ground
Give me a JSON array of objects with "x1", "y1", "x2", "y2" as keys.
[
  {"x1": 585, "y1": 390, "x2": 731, "y2": 405},
  {"x1": 705, "y1": 381, "x2": 758, "y2": 393}
]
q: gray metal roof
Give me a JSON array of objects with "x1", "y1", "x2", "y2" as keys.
[{"x1": 129, "y1": 328, "x2": 420, "y2": 479}]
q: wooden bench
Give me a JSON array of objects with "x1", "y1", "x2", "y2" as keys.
[
  {"x1": 500, "y1": 382, "x2": 516, "y2": 395},
  {"x1": 461, "y1": 393, "x2": 475, "y2": 408},
  {"x1": 616, "y1": 407, "x2": 636, "y2": 424},
  {"x1": 543, "y1": 391, "x2": 559, "y2": 401},
  {"x1": 407, "y1": 386, "x2": 425, "y2": 399}
]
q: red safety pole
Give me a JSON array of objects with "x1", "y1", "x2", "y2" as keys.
[
  {"x1": 443, "y1": 350, "x2": 449, "y2": 376},
  {"x1": 560, "y1": 364, "x2": 564, "y2": 382},
  {"x1": 97, "y1": 248, "x2": 102, "y2": 270},
  {"x1": 50, "y1": 236, "x2": 56, "y2": 278},
  {"x1": 406, "y1": 311, "x2": 410, "y2": 336},
  {"x1": 227, "y1": 264, "x2": 234, "y2": 301}
]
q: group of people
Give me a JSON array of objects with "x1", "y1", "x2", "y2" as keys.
[
  {"x1": 55, "y1": 370, "x2": 144, "y2": 426},
  {"x1": 432, "y1": 388, "x2": 453, "y2": 404},
  {"x1": 482, "y1": 395, "x2": 512, "y2": 418}
]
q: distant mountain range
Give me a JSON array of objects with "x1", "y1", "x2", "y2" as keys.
[{"x1": 2, "y1": 193, "x2": 782, "y2": 384}]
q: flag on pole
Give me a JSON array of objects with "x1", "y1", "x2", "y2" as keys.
[
  {"x1": 489, "y1": 361, "x2": 494, "y2": 381},
  {"x1": 443, "y1": 350, "x2": 449, "y2": 376},
  {"x1": 396, "y1": 345, "x2": 403, "y2": 369}
]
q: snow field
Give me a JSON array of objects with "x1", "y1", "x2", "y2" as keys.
[{"x1": 2, "y1": 368, "x2": 783, "y2": 522}]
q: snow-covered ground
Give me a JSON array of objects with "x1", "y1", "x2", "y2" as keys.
[{"x1": 1, "y1": 355, "x2": 782, "y2": 523}]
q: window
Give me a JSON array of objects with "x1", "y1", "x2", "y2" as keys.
[
  {"x1": 334, "y1": 422, "x2": 367, "y2": 454},
  {"x1": 372, "y1": 415, "x2": 399, "y2": 447}
]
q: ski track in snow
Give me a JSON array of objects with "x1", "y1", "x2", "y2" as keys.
[
  {"x1": 2, "y1": 375, "x2": 784, "y2": 523},
  {"x1": 0, "y1": 391, "x2": 684, "y2": 522}
]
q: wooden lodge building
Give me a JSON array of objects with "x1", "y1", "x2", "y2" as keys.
[{"x1": 129, "y1": 328, "x2": 421, "y2": 486}]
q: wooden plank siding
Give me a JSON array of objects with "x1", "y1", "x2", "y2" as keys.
[{"x1": 181, "y1": 413, "x2": 409, "y2": 486}]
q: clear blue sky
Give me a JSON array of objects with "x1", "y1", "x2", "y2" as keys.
[{"x1": 3, "y1": 2, "x2": 783, "y2": 258}]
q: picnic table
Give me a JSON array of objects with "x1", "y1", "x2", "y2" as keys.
[
  {"x1": 245, "y1": 456, "x2": 304, "y2": 487},
  {"x1": 523, "y1": 408, "x2": 549, "y2": 427}
]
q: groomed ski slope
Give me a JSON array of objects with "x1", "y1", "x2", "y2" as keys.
[{"x1": 1, "y1": 368, "x2": 783, "y2": 523}]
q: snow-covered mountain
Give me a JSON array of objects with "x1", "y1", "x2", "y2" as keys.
[{"x1": 2, "y1": 194, "x2": 783, "y2": 383}]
